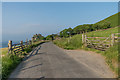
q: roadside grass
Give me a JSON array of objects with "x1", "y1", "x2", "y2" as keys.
[
  {"x1": 103, "y1": 43, "x2": 119, "y2": 75},
  {"x1": 1, "y1": 40, "x2": 46, "y2": 80},
  {"x1": 54, "y1": 27, "x2": 118, "y2": 49},
  {"x1": 86, "y1": 27, "x2": 118, "y2": 37},
  {"x1": 1, "y1": 48, "x2": 22, "y2": 80},
  {"x1": 82, "y1": 43, "x2": 119, "y2": 77},
  {"x1": 54, "y1": 34, "x2": 82, "y2": 50},
  {"x1": 53, "y1": 27, "x2": 119, "y2": 77}
]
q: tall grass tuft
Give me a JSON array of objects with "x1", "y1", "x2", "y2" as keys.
[{"x1": 2, "y1": 49, "x2": 22, "y2": 80}]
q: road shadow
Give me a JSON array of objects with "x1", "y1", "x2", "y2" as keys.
[
  {"x1": 20, "y1": 63, "x2": 42, "y2": 71},
  {"x1": 37, "y1": 52, "x2": 47, "y2": 55},
  {"x1": 23, "y1": 42, "x2": 46, "y2": 61}
]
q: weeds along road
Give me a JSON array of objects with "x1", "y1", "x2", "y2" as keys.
[{"x1": 9, "y1": 42, "x2": 114, "y2": 78}]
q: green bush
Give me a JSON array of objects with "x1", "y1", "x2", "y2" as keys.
[{"x1": 23, "y1": 47, "x2": 32, "y2": 53}]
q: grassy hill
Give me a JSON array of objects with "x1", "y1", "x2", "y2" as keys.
[
  {"x1": 95, "y1": 12, "x2": 119, "y2": 27},
  {"x1": 53, "y1": 12, "x2": 119, "y2": 50},
  {"x1": 53, "y1": 12, "x2": 119, "y2": 77}
]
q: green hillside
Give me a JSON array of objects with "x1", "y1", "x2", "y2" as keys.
[
  {"x1": 54, "y1": 27, "x2": 118, "y2": 49},
  {"x1": 52, "y1": 12, "x2": 119, "y2": 40},
  {"x1": 53, "y1": 13, "x2": 119, "y2": 77},
  {"x1": 95, "y1": 12, "x2": 119, "y2": 27},
  {"x1": 53, "y1": 12, "x2": 119, "y2": 49},
  {"x1": 54, "y1": 27, "x2": 119, "y2": 77}
]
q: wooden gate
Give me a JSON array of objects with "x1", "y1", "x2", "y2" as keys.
[{"x1": 82, "y1": 33, "x2": 120, "y2": 51}]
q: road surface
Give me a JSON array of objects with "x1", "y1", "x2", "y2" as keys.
[{"x1": 9, "y1": 42, "x2": 114, "y2": 78}]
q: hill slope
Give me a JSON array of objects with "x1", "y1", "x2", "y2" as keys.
[
  {"x1": 95, "y1": 12, "x2": 119, "y2": 27},
  {"x1": 53, "y1": 12, "x2": 119, "y2": 77}
]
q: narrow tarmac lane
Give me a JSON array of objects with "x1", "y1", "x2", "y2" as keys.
[{"x1": 9, "y1": 42, "x2": 114, "y2": 78}]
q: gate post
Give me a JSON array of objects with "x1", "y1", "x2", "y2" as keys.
[
  {"x1": 32, "y1": 37, "x2": 34, "y2": 45},
  {"x1": 20, "y1": 41, "x2": 23, "y2": 51},
  {"x1": 82, "y1": 34, "x2": 84, "y2": 44},
  {"x1": 26, "y1": 38, "x2": 28, "y2": 48},
  {"x1": 84, "y1": 35, "x2": 87, "y2": 46},
  {"x1": 8, "y1": 40, "x2": 12, "y2": 54},
  {"x1": 111, "y1": 34, "x2": 115, "y2": 46},
  {"x1": 29, "y1": 40, "x2": 32, "y2": 45}
]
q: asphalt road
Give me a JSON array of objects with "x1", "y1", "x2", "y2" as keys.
[{"x1": 9, "y1": 42, "x2": 112, "y2": 78}]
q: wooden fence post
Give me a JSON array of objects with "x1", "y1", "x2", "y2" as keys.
[
  {"x1": 32, "y1": 37, "x2": 34, "y2": 44},
  {"x1": 26, "y1": 38, "x2": 28, "y2": 44},
  {"x1": 26, "y1": 38, "x2": 28, "y2": 48},
  {"x1": 8, "y1": 40, "x2": 12, "y2": 54},
  {"x1": 84, "y1": 35, "x2": 87, "y2": 46},
  {"x1": 20, "y1": 41, "x2": 23, "y2": 51},
  {"x1": 82, "y1": 34, "x2": 84, "y2": 44},
  {"x1": 29, "y1": 40, "x2": 32, "y2": 45},
  {"x1": 68, "y1": 38, "x2": 70, "y2": 43},
  {"x1": 111, "y1": 34, "x2": 115, "y2": 46}
]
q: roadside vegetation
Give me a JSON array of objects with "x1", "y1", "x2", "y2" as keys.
[
  {"x1": 1, "y1": 40, "x2": 46, "y2": 80},
  {"x1": 2, "y1": 48, "x2": 22, "y2": 80},
  {"x1": 54, "y1": 27, "x2": 119, "y2": 77},
  {"x1": 53, "y1": 12, "x2": 119, "y2": 77},
  {"x1": 54, "y1": 27, "x2": 118, "y2": 49}
]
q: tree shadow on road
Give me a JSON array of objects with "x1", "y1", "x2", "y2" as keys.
[{"x1": 20, "y1": 63, "x2": 42, "y2": 71}]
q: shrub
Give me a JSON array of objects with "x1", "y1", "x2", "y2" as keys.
[{"x1": 23, "y1": 47, "x2": 32, "y2": 53}]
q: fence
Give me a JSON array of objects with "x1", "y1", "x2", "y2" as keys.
[
  {"x1": 82, "y1": 33, "x2": 120, "y2": 51},
  {"x1": 8, "y1": 40, "x2": 32, "y2": 55}
]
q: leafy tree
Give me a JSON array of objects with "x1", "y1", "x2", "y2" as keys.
[
  {"x1": 73, "y1": 25, "x2": 83, "y2": 34},
  {"x1": 60, "y1": 29, "x2": 68, "y2": 38},
  {"x1": 60, "y1": 28, "x2": 73, "y2": 38},
  {"x1": 92, "y1": 24, "x2": 99, "y2": 31},
  {"x1": 46, "y1": 35, "x2": 54, "y2": 40},
  {"x1": 33, "y1": 33, "x2": 45, "y2": 41},
  {"x1": 52, "y1": 34, "x2": 59, "y2": 40},
  {"x1": 67, "y1": 28, "x2": 73, "y2": 36}
]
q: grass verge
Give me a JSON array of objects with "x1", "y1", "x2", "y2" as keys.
[{"x1": 1, "y1": 40, "x2": 46, "y2": 80}]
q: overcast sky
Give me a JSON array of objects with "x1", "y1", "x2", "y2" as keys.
[{"x1": 2, "y1": 2, "x2": 118, "y2": 42}]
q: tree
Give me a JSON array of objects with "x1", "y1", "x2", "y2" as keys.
[
  {"x1": 67, "y1": 28, "x2": 73, "y2": 36},
  {"x1": 59, "y1": 28, "x2": 73, "y2": 38},
  {"x1": 46, "y1": 35, "x2": 54, "y2": 40},
  {"x1": 73, "y1": 25, "x2": 83, "y2": 34},
  {"x1": 33, "y1": 33, "x2": 45, "y2": 41}
]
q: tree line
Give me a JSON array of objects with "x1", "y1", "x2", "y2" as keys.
[{"x1": 32, "y1": 22, "x2": 112, "y2": 41}]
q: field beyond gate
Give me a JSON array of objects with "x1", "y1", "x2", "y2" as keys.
[{"x1": 82, "y1": 33, "x2": 120, "y2": 51}]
